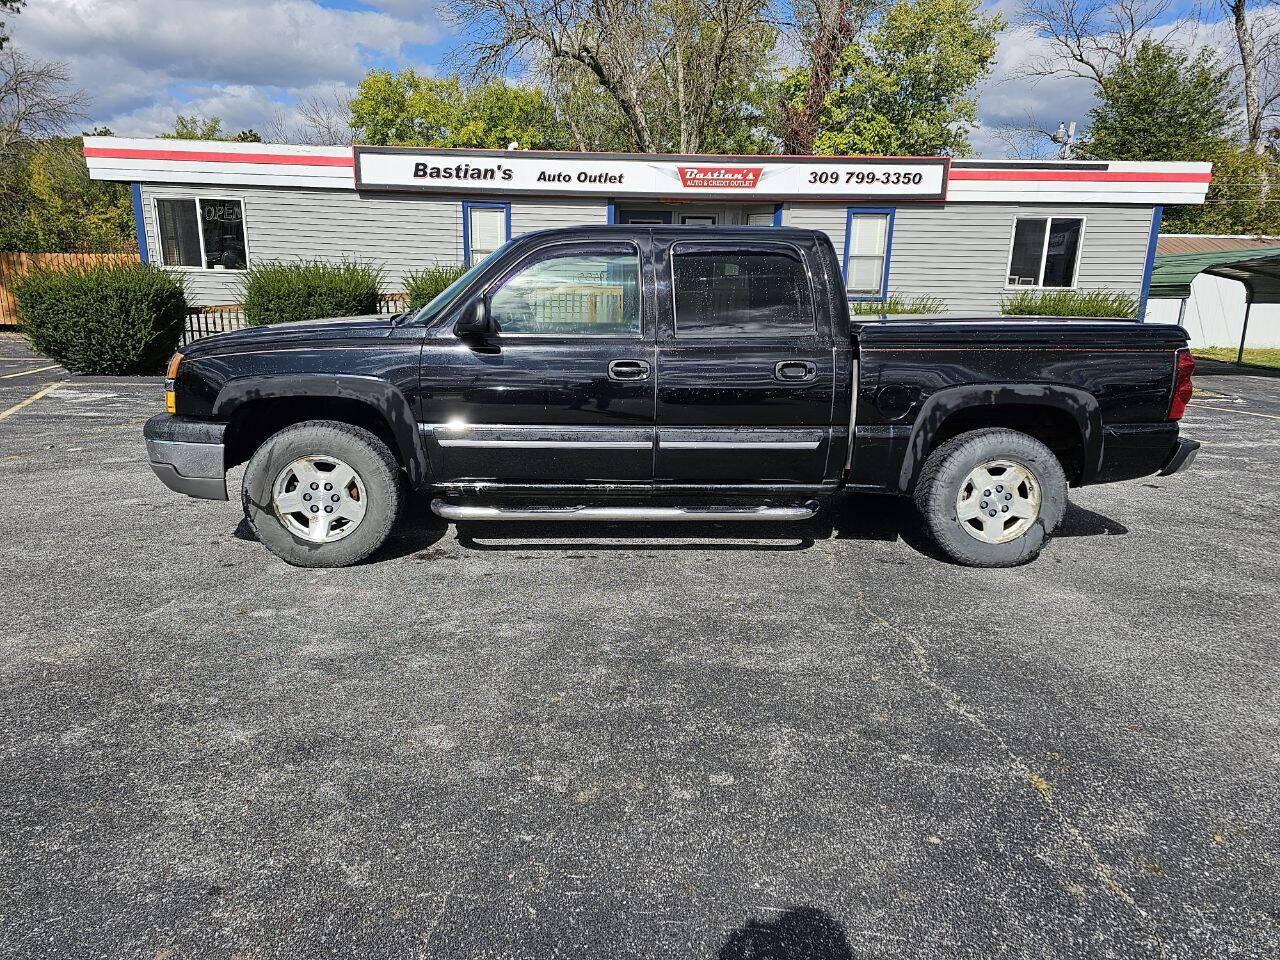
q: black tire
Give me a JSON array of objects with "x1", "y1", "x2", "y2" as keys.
[
  {"x1": 914, "y1": 427, "x2": 1067, "y2": 568},
  {"x1": 241, "y1": 420, "x2": 402, "y2": 567}
]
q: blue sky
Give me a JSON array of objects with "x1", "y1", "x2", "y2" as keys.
[{"x1": 9, "y1": 0, "x2": 1222, "y2": 158}]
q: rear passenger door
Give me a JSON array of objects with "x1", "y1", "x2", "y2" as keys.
[{"x1": 654, "y1": 239, "x2": 836, "y2": 486}]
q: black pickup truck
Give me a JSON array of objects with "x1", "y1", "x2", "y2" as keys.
[{"x1": 144, "y1": 225, "x2": 1199, "y2": 568}]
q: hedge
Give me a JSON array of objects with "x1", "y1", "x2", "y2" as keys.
[
  {"x1": 240, "y1": 259, "x2": 383, "y2": 327},
  {"x1": 849, "y1": 293, "x2": 945, "y2": 316},
  {"x1": 1001, "y1": 289, "x2": 1139, "y2": 319},
  {"x1": 404, "y1": 263, "x2": 468, "y2": 311},
  {"x1": 15, "y1": 262, "x2": 186, "y2": 375}
]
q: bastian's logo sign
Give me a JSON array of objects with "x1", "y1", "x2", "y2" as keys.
[
  {"x1": 413, "y1": 161, "x2": 514, "y2": 182},
  {"x1": 677, "y1": 166, "x2": 763, "y2": 189}
]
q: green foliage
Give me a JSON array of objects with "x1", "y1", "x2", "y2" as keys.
[
  {"x1": 240, "y1": 259, "x2": 383, "y2": 327},
  {"x1": 1001, "y1": 289, "x2": 1138, "y2": 318},
  {"x1": 403, "y1": 263, "x2": 468, "y2": 311},
  {"x1": 1162, "y1": 145, "x2": 1280, "y2": 235},
  {"x1": 15, "y1": 262, "x2": 186, "y2": 375},
  {"x1": 805, "y1": 0, "x2": 1003, "y2": 156},
  {"x1": 160, "y1": 115, "x2": 262, "y2": 141},
  {"x1": 1087, "y1": 41, "x2": 1234, "y2": 163},
  {"x1": 0, "y1": 137, "x2": 135, "y2": 253},
  {"x1": 850, "y1": 293, "x2": 945, "y2": 314},
  {"x1": 351, "y1": 71, "x2": 568, "y2": 149}
]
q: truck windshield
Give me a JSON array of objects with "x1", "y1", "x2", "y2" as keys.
[{"x1": 410, "y1": 240, "x2": 517, "y2": 326}]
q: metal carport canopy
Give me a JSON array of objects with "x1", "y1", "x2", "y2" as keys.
[
  {"x1": 1150, "y1": 245, "x2": 1280, "y2": 363},
  {"x1": 1150, "y1": 245, "x2": 1280, "y2": 302}
]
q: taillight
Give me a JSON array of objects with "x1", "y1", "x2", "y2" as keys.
[
  {"x1": 165, "y1": 352, "x2": 182, "y2": 414},
  {"x1": 1168, "y1": 349, "x2": 1194, "y2": 420}
]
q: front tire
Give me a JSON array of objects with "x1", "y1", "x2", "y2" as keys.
[
  {"x1": 242, "y1": 420, "x2": 402, "y2": 567},
  {"x1": 914, "y1": 428, "x2": 1067, "y2": 567}
]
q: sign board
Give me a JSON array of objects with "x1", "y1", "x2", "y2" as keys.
[{"x1": 354, "y1": 147, "x2": 949, "y2": 201}]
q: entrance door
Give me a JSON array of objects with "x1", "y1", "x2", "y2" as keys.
[
  {"x1": 654, "y1": 237, "x2": 835, "y2": 486},
  {"x1": 419, "y1": 240, "x2": 656, "y2": 485}
]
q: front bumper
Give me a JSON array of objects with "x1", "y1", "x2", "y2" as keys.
[
  {"x1": 1159, "y1": 437, "x2": 1201, "y2": 476},
  {"x1": 144, "y1": 414, "x2": 228, "y2": 500}
]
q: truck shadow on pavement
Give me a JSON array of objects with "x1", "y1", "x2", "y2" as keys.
[
  {"x1": 717, "y1": 906, "x2": 854, "y2": 960},
  {"x1": 309, "y1": 492, "x2": 1126, "y2": 564}
]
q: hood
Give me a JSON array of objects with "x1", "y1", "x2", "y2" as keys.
[{"x1": 184, "y1": 313, "x2": 396, "y2": 356}]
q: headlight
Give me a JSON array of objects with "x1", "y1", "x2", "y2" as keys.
[{"x1": 165, "y1": 352, "x2": 182, "y2": 414}]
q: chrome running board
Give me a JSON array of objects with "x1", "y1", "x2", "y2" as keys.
[{"x1": 430, "y1": 499, "x2": 819, "y2": 522}]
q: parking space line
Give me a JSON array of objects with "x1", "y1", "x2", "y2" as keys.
[
  {"x1": 0, "y1": 381, "x2": 66, "y2": 421},
  {"x1": 0, "y1": 364, "x2": 61, "y2": 380},
  {"x1": 1186, "y1": 404, "x2": 1280, "y2": 422}
]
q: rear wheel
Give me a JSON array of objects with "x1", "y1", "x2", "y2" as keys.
[
  {"x1": 914, "y1": 428, "x2": 1067, "y2": 567},
  {"x1": 242, "y1": 420, "x2": 402, "y2": 567}
]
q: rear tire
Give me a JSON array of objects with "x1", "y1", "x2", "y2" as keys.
[
  {"x1": 914, "y1": 427, "x2": 1067, "y2": 567},
  {"x1": 242, "y1": 420, "x2": 402, "y2": 567}
]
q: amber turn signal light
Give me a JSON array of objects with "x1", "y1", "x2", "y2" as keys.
[
  {"x1": 165, "y1": 352, "x2": 182, "y2": 413},
  {"x1": 166, "y1": 352, "x2": 183, "y2": 379}
]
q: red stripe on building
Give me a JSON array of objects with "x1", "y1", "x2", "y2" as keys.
[
  {"x1": 950, "y1": 169, "x2": 1211, "y2": 184},
  {"x1": 83, "y1": 146, "x2": 354, "y2": 168}
]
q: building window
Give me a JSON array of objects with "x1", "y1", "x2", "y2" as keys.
[
  {"x1": 155, "y1": 197, "x2": 247, "y2": 270},
  {"x1": 672, "y1": 244, "x2": 814, "y2": 338},
  {"x1": 488, "y1": 243, "x2": 641, "y2": 336},
  {"x1": 844, "y1": 209, "x2": 893, "y2": 299},
  {"x1": 1007, "y1": 217, "x2": 1083, "y2": 287},
  {"x1": 465, "y1": 202, "x2": 509, "y2": 265}
]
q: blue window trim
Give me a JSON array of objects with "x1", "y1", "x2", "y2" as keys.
[
  {"x1": 131, "y1": 183, "x2": 149, "y2": 263},
  {"x1": 606, "y1": 201, "x2": 616, "y2": 225},
  {"x1": 1137, "y1": 205, "x2": 1162, "y2": 322},
  {"x1": 462, "y1": 201, "x2": 511, "y2": 266},
  {"x1": 843, "y1": 207, "x2": 895, "y2": 302},
  {"x1": 772, "y1": 203, "x2": 783, "y2": 226}
]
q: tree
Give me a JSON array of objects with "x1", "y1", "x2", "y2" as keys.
[
  {"x1": 1212, "y1": 0, "x2": 1280, "y2": 153},
  {"x1": 17, "y1": 137, "x2": 135, "y2": 251},
  {"x1": 804, "y1": 0, "x2": 1003, "y2": 156},
  {"x1": 447, "y1": 0, "x2": 776, "y2": 154},
  {"x1": 159, "y1": 114, "x2": 262, "y2": 142},
  {"x1": 1086, "y1": 40, "x2": 1234, "y2": 161},
  {"x1": 0, "y1": 0, "x2": 22, "y2": 50},
  {"x1": 350, "y1": 70, "x2": 567, "y2": 149},
  {"x1": 266, "y1": 87, "x2": 356, "y2": 146},
  {"x1": 1016, "y1": 0, "x2": 1181, "y2": 83},
  {"x1": 1162, "y1": 145, "x2": 1280, "y2": 233}
]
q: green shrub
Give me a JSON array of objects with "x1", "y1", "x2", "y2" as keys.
[
  {"x1": 240, "y1": 258, "x2": 383, "y2": 326},
  {"x1": 15, "y1": 262, "x2": 186, "y2": 375},
  {"x1": 403, "y1": 263, "x2": 468, "y2": 311},
  {"x1": 1001, "y1": 289, "x2": 1138, "y2": 318},
  {"x1": 850, "y1": 293, "x2": 945, "y2": 315}
]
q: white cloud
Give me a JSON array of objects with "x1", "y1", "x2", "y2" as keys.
[{"x1": 7, "y1": 0, "x2": 444, "y2": 137}]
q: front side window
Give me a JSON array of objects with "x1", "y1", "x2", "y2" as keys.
[
  {"x1": 1008, "y1": 217, "x2": 1083, "y2": 287},
  {"x1": 673, "y1": 245, "x2": 814, "y2": 338},
  {"x1": 488, "y1": 245, "x2": 641, "y2": 336},
  {"x1": 155, "y1": 197, "x2": 247, "y2": 269},
  {"x1": 845, "y1": 212, "x2": 890, "y2": 297},
  {"x1": 467, "y1": 205, "x2": 508, "y2": 265}
]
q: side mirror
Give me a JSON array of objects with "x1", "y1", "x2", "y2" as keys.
[{"x1": 454, "y1": 299, "x2": 496, "y2": 339}]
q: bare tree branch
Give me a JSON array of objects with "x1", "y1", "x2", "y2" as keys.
[
  {"x1": 0, "y1": 48, "x2": 88, "y2": 164},
  {"x1": 1015, "y1": 0, "x2": 1182, "y2": 83}
]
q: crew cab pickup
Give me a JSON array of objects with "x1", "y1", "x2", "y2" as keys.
[{"x1": 144, "y1": 225, "x2": 1199, "y2": 568}]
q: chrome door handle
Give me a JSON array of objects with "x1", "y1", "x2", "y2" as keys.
[
  {"x1": 774, "y1": 360, "x2": 817, "y2": 382},
  {"x1": 608, "y1": 359, "x2": 651, "y2": 381}
]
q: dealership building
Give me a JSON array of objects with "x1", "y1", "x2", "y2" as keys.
[{"x1": 83, "y1": 136, "x2": 1212, "y2": 316}]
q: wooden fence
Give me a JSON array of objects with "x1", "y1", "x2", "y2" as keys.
[{"x1": 0, "y1": 252, "x2": 140, "y2": 328}]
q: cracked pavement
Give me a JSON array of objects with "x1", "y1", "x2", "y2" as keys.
[{"x1": 1, "y1": 335, "x2": 1278, "y2": 958}]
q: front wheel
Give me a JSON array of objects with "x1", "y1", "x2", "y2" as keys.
[
  {"x1": 242, "y1": 420, "x2": 402, "y2": 567},
  {"x1": 914, "y1": 428, "x2": 1067, "y2": 567}
]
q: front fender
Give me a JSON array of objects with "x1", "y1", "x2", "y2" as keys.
[
  {"x1": 213, "y1": 374, "x2": 427, "y2": 487},
  {"x1": 898, "y1": 383, "x2": 1103, "y2": 492}
]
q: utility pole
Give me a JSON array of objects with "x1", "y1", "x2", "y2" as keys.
[{"x1": 1050, "y1": 121, "x2": 1078, "y2": 160}]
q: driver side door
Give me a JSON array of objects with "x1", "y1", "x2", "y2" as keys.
[{"x1": 418, "y1": 239, "x2": 656, "y2": 486}]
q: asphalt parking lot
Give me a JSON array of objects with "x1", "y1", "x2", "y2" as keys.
[{"x1": 1, "y1": 331, "x2": 1278, "y2": 959}]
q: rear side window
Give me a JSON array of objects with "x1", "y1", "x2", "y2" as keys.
[{"x1": 672, "y1": 245, "x2": 814, "y2": 337}]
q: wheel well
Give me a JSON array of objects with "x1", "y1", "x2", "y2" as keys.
[
  {"x1": 930, "y1": 404, "x2": 1084, "y2": 483},
  {"x1": 223, "y1": 397, "x2": 403, "y2": 471}
]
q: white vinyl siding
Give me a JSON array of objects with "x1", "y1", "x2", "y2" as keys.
[
  {"x1": 785, "y1": 202, "x2": 1151, "y2": 313},
  {"x1": 139, "y1": 184, "x2": 609, "y2": 305}
]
